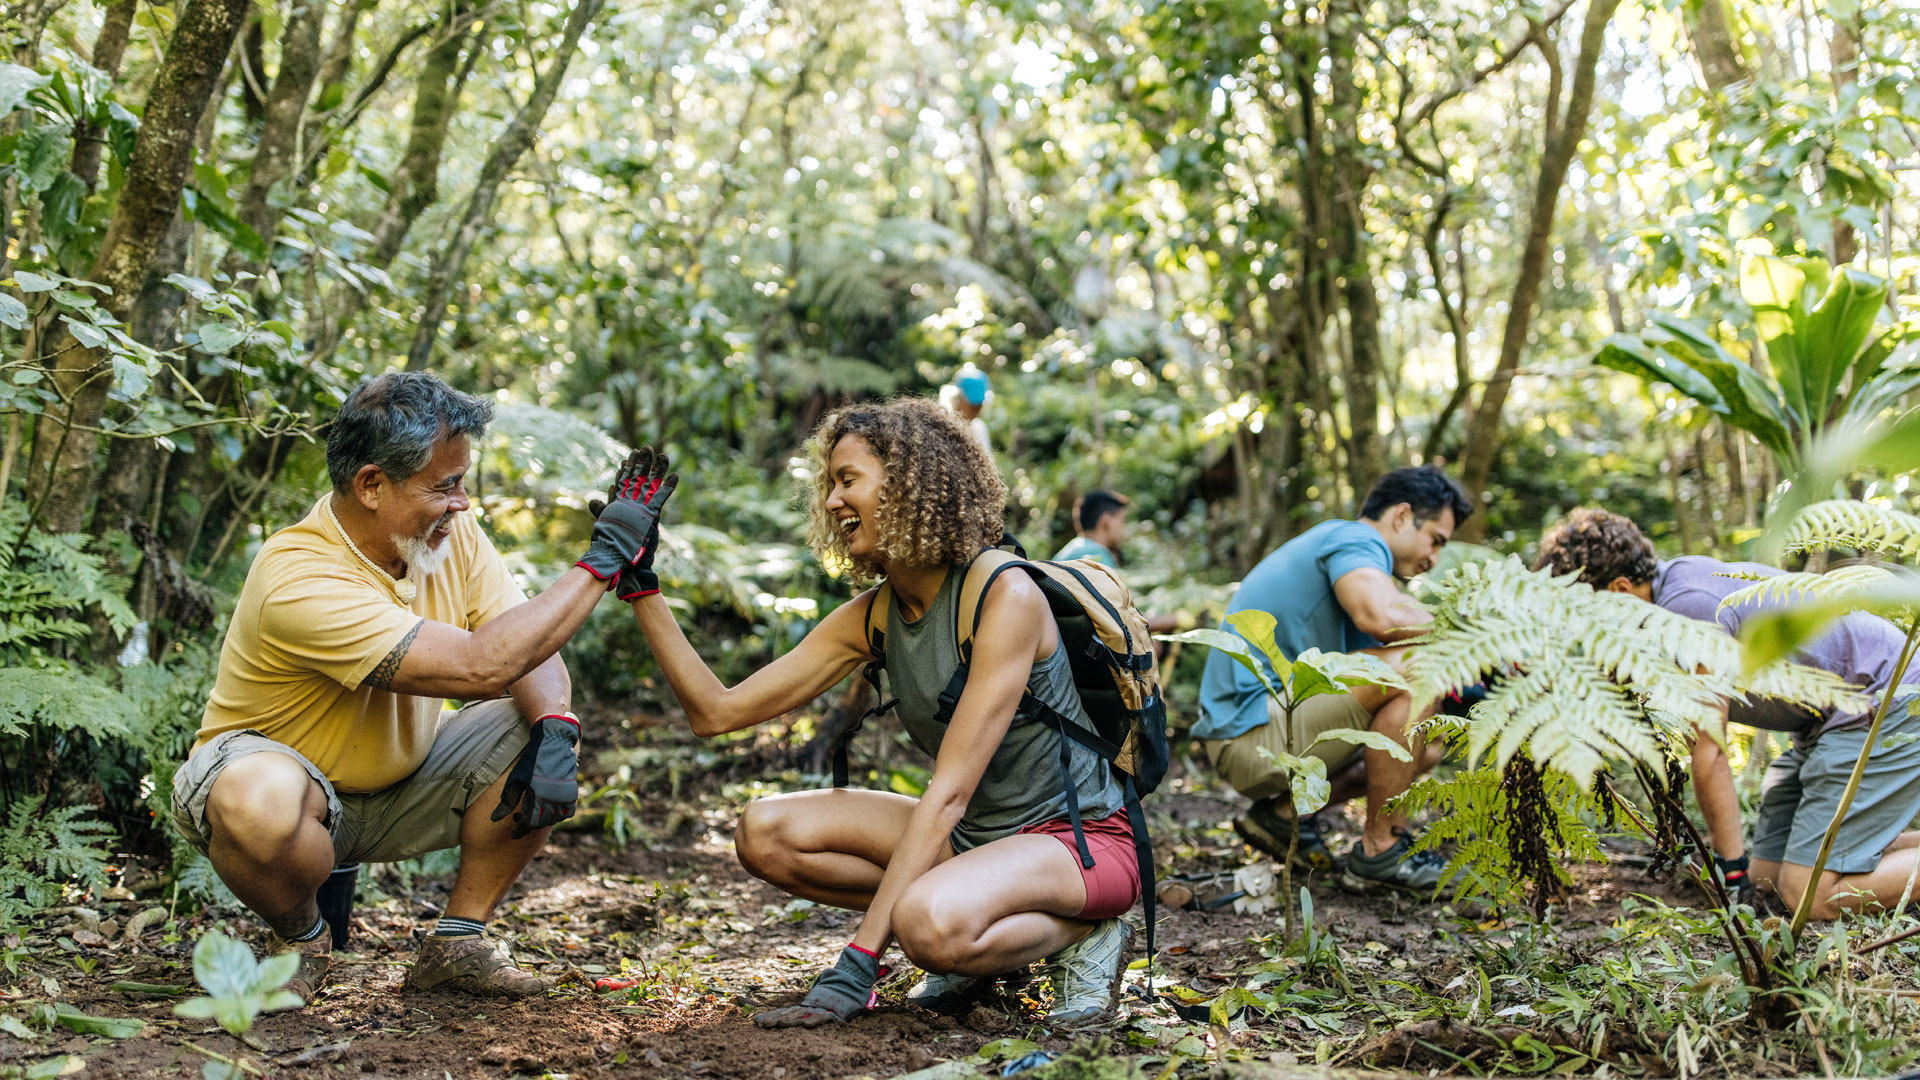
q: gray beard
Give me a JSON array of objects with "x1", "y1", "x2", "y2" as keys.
[{"x1": 392, "y1": 529, "x2": 453, "y2": 580}]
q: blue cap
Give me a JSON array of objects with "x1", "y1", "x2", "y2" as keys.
[{"x1": 954, "y1": 364, "x2": 989, "y2": 405}]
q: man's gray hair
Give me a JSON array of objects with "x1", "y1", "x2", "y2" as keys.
[{"x1": 325, "y1": 372, "x2": 495, "y2": 493}]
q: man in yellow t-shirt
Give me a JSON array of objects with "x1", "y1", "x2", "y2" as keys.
[{"x1": 171, "y1": 371, "x2": 676, "y2": 1002}]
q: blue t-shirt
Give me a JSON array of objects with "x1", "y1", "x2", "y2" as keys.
[
  {"x1": 1195, "y1": 519, "x2": 1392, "y2": 741},
  {"x1": 1054, "y1": 536, "x2": 1118, "y2": 567},
  {"x1": 1653, "y1": 555, "x2": 1920, "y2": 736}
]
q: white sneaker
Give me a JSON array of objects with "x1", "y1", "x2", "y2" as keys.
[{"x1": 1043, "y1": 918, "x2": 1132, "y2": 1030}]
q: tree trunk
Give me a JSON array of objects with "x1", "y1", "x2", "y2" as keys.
[
  {"x1": 406, "y1": 0, "x2": 606, "y2": 371},
  {"x1": 1454, "y1": 0, "x2": 1624, "y2": 541},
  {"x1": 1828, "y1": 17, "x2": 1859, "y2": 266},
  {"x1": 1327, "y1": 0, "x2": 1385, "y2": 498},
  {"x1": 1685, "y1": 0, "x2": 1748, "y2": 89},
  {"x1": 25, "y1": 0, "x2": 253, "y2": 537},
  {"x1": 70, "y1": 0, "x2": 137, "y2": 192},
  {"x1": 221, "y1": 0, "x2": 329, "y2": 278}
]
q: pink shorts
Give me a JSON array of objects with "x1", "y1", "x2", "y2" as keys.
[{"x1": 1020, "y1": 809, "x2": 1142, "y2": 919}]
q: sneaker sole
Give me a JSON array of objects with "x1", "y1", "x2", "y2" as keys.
[
  {"x1": 1233, "y1": 816, "x2": 1338, "y2": 875},
  {"x1": 1045, "y1": 922, "x2": 1134, "y2": 1033},
  {"x1": 1335, "y1": 867, "x2": 1440, "y2": 897}
]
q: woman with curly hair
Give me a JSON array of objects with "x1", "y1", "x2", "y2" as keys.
[{"x1": 625, "y1": 397, "x2": 1138, "y2": 1030}]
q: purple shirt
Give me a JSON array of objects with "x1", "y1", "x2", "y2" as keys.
[{"x1": 1653, "y1": 555, "x2": 1918, "y2": 735}]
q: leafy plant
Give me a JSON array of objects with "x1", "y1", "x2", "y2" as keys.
[
  {"x1": 1596, "y1": 255, "x2": 1917, "y2": 476},
  {"x1": 0, "y1": 797, "x2": 113, "y2": 931},
  {"x1": 172, "y1": 930, "x2": 303, "y2": 1036}
]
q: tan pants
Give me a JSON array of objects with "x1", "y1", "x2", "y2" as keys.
[
  {"x1": 1204, "y1": 693, "x2": 1373, "y2": 802},
  {"x1": 170, "y1": 698, "x2": 527, "y2": 865}
]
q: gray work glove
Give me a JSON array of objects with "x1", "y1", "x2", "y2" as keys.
[
  {"x1": 753, "y1": 945, "x2": 882, "y2": 1028},
  {"x1": 576, "y1": 447, "x2": 676, "y2": 582}
]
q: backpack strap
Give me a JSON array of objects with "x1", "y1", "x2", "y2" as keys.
[{"x1": 832, "y1": 583, "x2": 897, "y2": 789}]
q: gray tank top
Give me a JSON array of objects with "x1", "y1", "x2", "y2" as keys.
[{"x1": 885, "y1": 565, "x2": 1126, "y2": 852}]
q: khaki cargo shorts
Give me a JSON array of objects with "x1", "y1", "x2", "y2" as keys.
[
  {"x1": 170, "y1": 698, "x2": 528, "y2": 865},
  {"x1": 1204, "y1": 693, "x2": 1373, "y2": 802}
]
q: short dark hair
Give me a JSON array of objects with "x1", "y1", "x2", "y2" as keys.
[
  {"x1": 1077, "y1": 490, "x2": 1130, "y2": 532},
  {"x1": 1533, "y1": 508, "x2": 1657, "y2": 589},
  {"x1": 325, "y1": 372, "x2": 494, "y2": 493},
  {"x1": 1358, "y1": 465, "x2": 1472, "y2": 526}
]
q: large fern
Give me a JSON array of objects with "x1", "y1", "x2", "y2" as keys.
[
  {"x1": 1398, "y1": 757, "x2": 1608, "y2": 912},
  {"x1": 1407, "y1": 556, "x2": 1861, "y2": 788},
  {"x1": 1771, "y1": 499, "x2": 1920, "y2": 560},
  {"x1": 0, "y1": 796, "x2": 115, "y2": 930}
]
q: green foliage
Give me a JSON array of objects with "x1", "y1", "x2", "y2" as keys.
[
  {"x1": 0, "y1": 797, "x2": 114, "y2": 931},
  {"x1": 1596, "y1": 256, "x2": 1917, "y2": 474},
  {"x1": 1397, "y1": 759, "x2": 1608, "y2": 910},
  {"x1": 1407, "y1": 555, "x2": 1860, "y2": 788},
  {"x1": 173, "y1": 930, "x2": 304, "y2": 1035},
  {"x1": 1733, "y1": 499, "x2": 1920, "y2": 670}
]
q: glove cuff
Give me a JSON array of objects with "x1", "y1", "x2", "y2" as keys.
[
  {"x1": 538, "y1": 712, "x2": 579, "y2": 727},
  {"x1": 576, "y1": 559, "x2": 616, "y2": 581},
  {"x1": 617, "y1": 585, "x2": 661, "y2": 601},
  {"x1": 846, "y1": 942, "x2": 880, "y2": 960}
]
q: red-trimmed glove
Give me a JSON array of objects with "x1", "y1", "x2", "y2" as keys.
[
  {"x1": 490, "y1": 712, "x2": 580, "y2": 839},
  {"x1": 752, "y1": 944, "x2": 885, "y2": 1028},
  {"x1": 578, "y1": 447, "x2": 675, "y2": 583}
]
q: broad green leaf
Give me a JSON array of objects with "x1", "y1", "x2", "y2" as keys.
[
  {"x1": 48, "y1": 1004, "x2": 143, "y2": 1038},
  {"x1": 254, "y1": 950, "x2": 300, "y2": 992},
  {"x1": 1739, "y1": 582, "x2": 1920, "y2": 674},
  {"x1": 163, "y1": 273, "x2": 213, "y2": 297},
  {"x1": 1594, "y1": 334, "x2": 1725, "y2": 412},
  {"x1": 0, "y1": 64, "x2": 50, "y2": 115},
  {"x1": 1800, "y1": 268, "x2": 1890, "y2": 427},
  {"x1": 1159, "y1": 627, "x2": 1280, "y2": 701},
  {"x1": 112, "y1": 355, "x2": 151, "y2": 398},
  {"x1": 24, "y1": 1054, "x2": 84, "y2": 1078},
  {"x1": 0, "y1": 292, "x2": 26, "y2": 330},
  {"x1": 1293, "y1": 648, "x2": 1409, "y2": 693},
  {"x1": 1305, "y1": 726, "x2": 1414, "y2": 762},
  {"x1": 190, "y1": 931, "x2": 259, "y2": 999},
  {"x1": 195, "y1": 323, "x2": 247, "y2": 353},
  {"x1": 1645, "y1": 313, "x2": 1796, "y2": 463},
  {"x1": 1255, "y1": 746, "x2": 1331, "y2": 814},
  {"x1": 1223, "y1": 609, "x2": 1291, "y2": 689},
  {"x1": 13, "y1": 271, "x2": 56, "y2": 292},
  {"x1": 1741, "y1": 253, "x2": 1806, "y2": 311},
  {"x1": 64, "y1": 317, "x2": 107, "y2": 350}
]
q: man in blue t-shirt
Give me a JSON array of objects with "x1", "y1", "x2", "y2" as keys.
[
  {"x1": 1055, "y1": 490, "x2": 1130, "y2": 567},
  {"x1": 1198, "y1": 465, "x2": 1469, "y2": 894},
  {"x1": 1535, "y1": 508, "x2": 1920, "y2": 919}
]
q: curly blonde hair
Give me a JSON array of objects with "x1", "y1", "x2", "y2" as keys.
[{"x1": 804, "y1": 398, "x2": 1008, "y2": 580}]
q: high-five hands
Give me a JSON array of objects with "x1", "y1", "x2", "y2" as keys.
[{"x1": 578, "y1": 447, "x2": 676, "y2": 585}]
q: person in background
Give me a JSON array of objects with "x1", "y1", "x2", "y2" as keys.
[
  {"x1": 1533, "y1": 508, "x2": 1920, "y2": 918},
  {"x1": 1195, "y1": 466, "x2": 1468, "y2": 894},
  {"x1": 941, "y1": 362, "x2": 993, "y2": 453},
  {"x1": 1055, "y1": 490, "x2": 1181, "y2": 635}
]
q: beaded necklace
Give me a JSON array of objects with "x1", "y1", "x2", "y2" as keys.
[{"x1": 321, "y1": 495, "x2": 417, "y2": 605}]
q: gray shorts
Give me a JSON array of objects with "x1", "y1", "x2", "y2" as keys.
[
  {"x1": 1204, "y1": 692, "x2": 1373, "y2": 802},
  {"x1": 1751, "y1": 697, "x2": 1920, "y2": 874},
  {"x1": 170, "y1": 698, "x2": 529, "y2": 865}
]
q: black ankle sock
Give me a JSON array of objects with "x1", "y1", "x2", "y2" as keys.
[
  {"x1": 291, "y1": 915, "x2": 328, "y2": 943},
  {"x1": 432, "y1": 916, "x2": 486, "y2": 938}
]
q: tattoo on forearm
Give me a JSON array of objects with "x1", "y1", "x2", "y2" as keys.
[{"x1": 366, "y1": 621, "x2": 423, "y2": 691}]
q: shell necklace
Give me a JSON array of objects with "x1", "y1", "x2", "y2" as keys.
[{"x1": 322, "y1": 495, "x2": 417, "y2": 605}]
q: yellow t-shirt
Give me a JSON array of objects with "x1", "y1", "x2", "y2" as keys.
[{"x1": 196, "y1": 496, "x2": 528, "y2": 793}]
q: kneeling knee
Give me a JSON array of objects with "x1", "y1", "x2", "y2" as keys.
[
  {"x1": 733, "y1": 801, "x2": 790, "y2": 882},
  {"x1": 206, "y1": 755, "x2": 322, "y2": 858},
  {"x1": 893, "y1": 890, "x2": 975, "y2": 974}
]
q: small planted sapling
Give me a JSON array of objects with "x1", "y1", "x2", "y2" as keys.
[
  {"x1": 1162, "y1": 610, "x2": 1412, "y2": 937},
  {"x1": 173, "y1": 930, "x2": 302, "y2": 1040}
]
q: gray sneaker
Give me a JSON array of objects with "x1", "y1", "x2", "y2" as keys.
[
  {"x1": 1338, "y1": 830, "x2": 1447, "y2": 896},
  {"x1": 1042, "y1": 918, "x2": 1133, "y2": 1030},
  {"x1": 906, "y1": 970, "x2": 988, "y2": 1013}
]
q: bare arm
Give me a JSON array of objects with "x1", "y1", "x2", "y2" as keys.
[
  {"x1": 507, "y1": 652, "x2": 572, "y2": 721},
  {"x1": 1332, "y1": 567, "x2": 1432, "y2": 642},
  {"x1": 367, "y1": 566, "x2": 606, "y2": 699},
  {"x1": 850, "y1": 574, "x2": 1046, "y2": 955},
  {"x1": 631, "y1": 589, "x2": 873, "y2": 737}
]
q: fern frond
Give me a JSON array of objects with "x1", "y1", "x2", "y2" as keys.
[
  {"x1": 0, "y1": 666, "x2": 137, "y2": 740},
  {"x1": 1397, "y1": 764, "x2": 1607, "y2": 908},
  {"x1": 0, "y1": 797, "x2": 114, "y2": 930},
  {"x1": 1779, "y1": 500, "x2": 1920, "y2": 560},
  {"x1": 1409, "y1": 556, "x2": 1858, "y2": 788}
]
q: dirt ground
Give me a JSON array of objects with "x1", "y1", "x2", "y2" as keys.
[{"x1": 0, "y1": 713, "x2": 1703, "y2": 1080}]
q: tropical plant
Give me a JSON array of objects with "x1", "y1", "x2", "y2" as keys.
[
  {"x1": 1596, "y1": 255, "x2": 1917, "y2": 476},
  {"x1": 1401, "y1": 556, "x2": 1861, "y2": 925},
  {"x1": 173, "y1": 930, "x2": 303, "y2": 1037},
  {"x1": 1162, "y1": 609, "x2": 1412, "y2": 935}
]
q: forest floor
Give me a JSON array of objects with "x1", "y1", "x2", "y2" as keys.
[{"x1": 0, "y1": 707, "x2": 1904, "y2": 1080}]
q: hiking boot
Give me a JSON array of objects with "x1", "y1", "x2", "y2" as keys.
[
  {"x1": 1338, "y1": 829, "x2": 1447, "y2": 896},
  {"x1": 403, "y1": 934, "x2": 554, "y2": 998},
  {"x1": 1042, "y1": 918, "x2": 1132, "y2": 1031},
  {"x1": 907, "y1": 970, "x2": 989, "y2": 1014},
  {"x1": 1234, "y1": 799, "x2": 1340, "y2": 874},
  {"x1": 265, "y1": 927, "x2": 332, "y2": 1004}
]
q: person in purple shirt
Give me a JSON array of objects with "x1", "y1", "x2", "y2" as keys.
[{"x1": 1535, "y1": 508, "x2": 1920, "y2": 919}]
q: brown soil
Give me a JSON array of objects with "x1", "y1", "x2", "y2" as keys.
[{"x1": 0, "y1": 717, "x2": 1700, "y2": 1080}]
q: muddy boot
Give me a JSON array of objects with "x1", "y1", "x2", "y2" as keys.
[
  {"x1": 403, "y1": 934, "x2": 554, "y2": 998},
  {"x1": 265, "y1": 927, "x2": 332, "y2": 1004}
]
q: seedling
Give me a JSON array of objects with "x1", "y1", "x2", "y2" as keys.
[{"x1": 172, "y1": 930, "x2": 302, "y2": 1037}]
